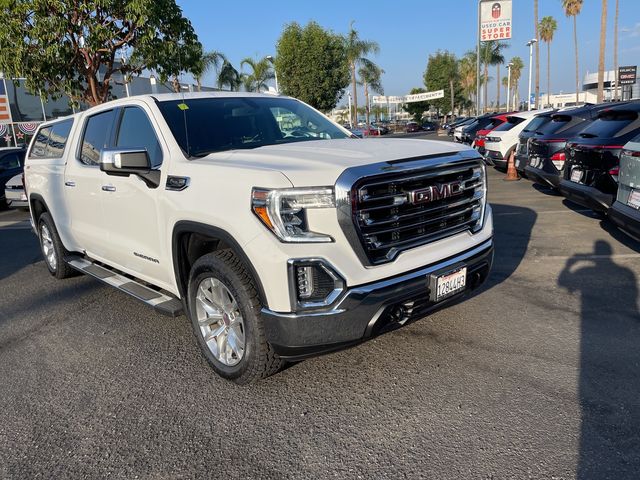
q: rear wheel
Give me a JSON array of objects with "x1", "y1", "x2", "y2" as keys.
[
  {"x1": 187, "y1": 250, "x2": 283, "y2": 384},
  {"x1": 38, "y1": 212, "x2": 75, "y2": 279}
]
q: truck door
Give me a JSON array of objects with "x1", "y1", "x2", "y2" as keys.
[
  {"x1": 98, "y1": 105, "x2": 170, "y2": 286},
  {"x1": 63, "y1": 108, "x2": 115, "y2": 259}
]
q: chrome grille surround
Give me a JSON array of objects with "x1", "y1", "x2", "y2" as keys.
[{"x1": 336, "y1": 151, "x2": 487, "y2": 266}]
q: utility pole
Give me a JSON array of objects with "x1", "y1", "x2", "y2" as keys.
[{"x1": 526, "y1": 39, "x2": 537, "y2": 110}]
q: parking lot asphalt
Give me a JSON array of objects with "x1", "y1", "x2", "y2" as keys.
[{"x1": 1, "y1": 153, "x2": 639, "y2": 479}]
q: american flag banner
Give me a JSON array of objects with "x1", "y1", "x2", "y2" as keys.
[
  {"x1": 0, "y1": 124, "x2": 7, "y2": 137},
  {"x1": 0, "y1": 79, "x2": 13, "y2": 124},
  {"x1": 17, "y1": 122, "x2": 39, "y2": 134}
]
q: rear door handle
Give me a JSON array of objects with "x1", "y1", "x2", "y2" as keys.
[
  {"x1": 64, "y1": 181, "x2": 76, "y2": 187},
  {"x1": 101, "y1": 185, "x2": 116, "y2": 192}
]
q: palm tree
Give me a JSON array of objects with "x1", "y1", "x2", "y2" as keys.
[
  {"x1": 217, "y1": 60, "x2": 242, "y2": 91},
  {"x1": 539, "y1": 16, "x2": 557, "y2": 108},
  {"x1": 534, "y1": 0, "x2": 540, "y2": 108},
  {"x1": 344, "y1": 22, "x2": 379, "y2": 126},
  {"x1": 357, "y1": 59, "x2": 384, "y2": 130},
  {"x1": 562, "y1": 0, "x2": 584, "y2": 104},
  {"x1": 509, "y1": 56, "x2": 524, "y2": 110},
  {"x1": 459, "y1": 51, "x2": 478, "y2": 106},
  {"x1": 240, "y1": 56, "x2": 274, "y2": 92},
  {"x1": 480, "y1": 41, "x2": 508, "y2": 112},
  {"x1": 597, "y1": 0, "x2": 608, "y2": 103},
  {"x1": 192, "y1": 51, "x2": 225, "y2": 91},
  {"x1": 613, "y1": 0, "x2": 619, "y2": 100},
  {"x1": 502, "y1": 76, "x2": 509, "y2": 110}
]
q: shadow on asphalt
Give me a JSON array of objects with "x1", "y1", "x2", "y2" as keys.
[
  {"x1": 558, "y1": 240, "x2": 640, "y2": 478},
  {"x1": 0, "y1": 228, "x2": 41, "y2": 282},
  {"x1": 482, "y1": 203, "x2": 537, "y2": 291},
  {"x1": 599, "y1": 219, "x2": 640, "y2": 253},
  {"x1": 530, "y1": 182, "x2": 562, "y2": 197}
]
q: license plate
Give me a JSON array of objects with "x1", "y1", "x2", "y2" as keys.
[
  {"x1": 529, "y1": 156, "x2": 540, "y2": 168},
  {"x1": 629, "y1": 189, "x2": 640, "y2": 210},
  {"x1": 433, "y1": 267, "x2": 467, "y2": 302},
  {"x1": 571, "y1": 168, "x2": 582, "y2": 183}
]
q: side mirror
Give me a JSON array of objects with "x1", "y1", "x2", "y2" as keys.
[
  {"x1": 100, "y1": 148, "x2": 151, "y2": 174},
  {"x1": 100, "y1": 148, "x2": 160, "y2": 188}
]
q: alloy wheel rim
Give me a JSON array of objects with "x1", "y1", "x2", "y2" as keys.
[
  {"x1": 195, "y1": 277, "x2": 245, "y2": 366},
  {"x1": 40, "y1": 224, "x2": 56, "y2": 270}
]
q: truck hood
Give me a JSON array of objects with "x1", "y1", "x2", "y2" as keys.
[{"x1": 220, "y1": 138, "x2": 472, "y2": 186}]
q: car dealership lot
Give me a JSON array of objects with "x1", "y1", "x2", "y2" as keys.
[{"x1": 1, "y1": 166, "x2": 639, "y2": 479}]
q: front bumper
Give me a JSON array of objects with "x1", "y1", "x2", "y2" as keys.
[
  {"x1": 609, "y1": 201, "x2": 640, "y2": 239},
  {"x1": 525, "y1": 165, "x2": 561, "y2": 189},
  {"x1": 558, "y1": 179, "x2": 614, "y2": 213},
  {"x1": 262, "y1": 239, "x2": 493, "y2": 359}
]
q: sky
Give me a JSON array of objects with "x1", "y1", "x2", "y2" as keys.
[{"x1": 177, "y1": 0, "x2": 640, "y2": 106}]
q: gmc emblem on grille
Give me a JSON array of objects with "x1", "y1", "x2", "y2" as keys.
[{"x1": 409, "y1": 181, "x2": 464, "y2": 204}]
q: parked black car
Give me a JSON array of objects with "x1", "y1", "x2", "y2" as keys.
[
  {"x1": 0, "y1": 148, "x2": 26, "y2": 208},
  {"x1": 447, "y1": 117, "x2": 475, "y2": 136},
  {"x1": 422, "y1": 121, "x2": 438, "y2": 131},
  {"x1": 460, "y1": 113, "x2": 500, "y2": 145},
  {"x1": 559, "y1": 102, "x2": 640, "y2": 213},
  {"x1": 514, "y1": 111, "x2": 556, "y2": 177},
  {"x1": 525, "y1": 104, "x2": 616, "y2": 189}
]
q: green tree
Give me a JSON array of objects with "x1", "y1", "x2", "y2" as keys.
[
  {"x1": 539, "y1": 16, "x2": 557, "y2": 106},
  {"x1": 508, "y1": 56, "x2": 524, "y2": 110},
  {"x1": 459, "y1": 51, "x2": 478, "y2": 106},
  {"x1": 423, "y1": 50, "x2": 462, "y2": 120},
  {"x1": 0, "y1": 0, "x2": 201, "y2": 106},
  {"x1": 240, "y1": 56, "x2": 274, "y2": 92},
  {"x1": 217, "y1": 60, "x2": 242, "y2": 91},
  {"x1": 344, "y1": 22, "x2": 379, "y2": 125},
  {"x1": 402, "y1": 87, "x2": 430, "y2": 123},
  {"x1": 562, "y1": 0, "x2": 584, "y2": 104},
  {"x1": 358, "y1": 59, "x2": 384, "y2": 129},
  {"x1": 192, "y1": 51, "x2": 225, "y2": 91},
  {"x1": 480, "y1": 41, "x2": 508, "y2": 112},
  {"x1": 275, "y1": 21, "x2": 350, "y2": 111}
]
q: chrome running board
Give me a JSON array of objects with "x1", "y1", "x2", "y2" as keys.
[{"x1": 66, "y1": 255, "x2": 184, "y2": 317}]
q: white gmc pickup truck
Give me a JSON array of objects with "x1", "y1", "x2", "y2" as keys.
[{"x1": 25, "y1": 92, "x2": 493, "y2": 383}]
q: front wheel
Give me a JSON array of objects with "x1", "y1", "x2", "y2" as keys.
[{"x1": 187, "y1": 250, "x2": 283, "y2": 384}]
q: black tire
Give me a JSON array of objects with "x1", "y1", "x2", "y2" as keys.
[
  {"x1": 187, "y1": 250, "x2": 283, "y2": 384},
  {"x1": 37, "y1": 212, "x2": 75, "y2": 279}
]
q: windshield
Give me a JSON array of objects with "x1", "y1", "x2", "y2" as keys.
[
  {"x1": 156, "y1": 96, "x2": 350, "y2": 157},
  {"x1": 493, "y1": 117, "x2": 525, "y2": 132},
  {"x1": 523, "y1": 115, "x2": 552, "y2": 133},
  {"x1": 578, "y1": 110, "x2": 639, "y2": 139}
]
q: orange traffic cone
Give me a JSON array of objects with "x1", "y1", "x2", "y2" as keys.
[{"x1": 504, "y1": 149, "x2": 520, "y2": 181}]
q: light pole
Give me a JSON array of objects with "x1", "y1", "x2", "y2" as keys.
[
  {"x1": 266, "y1": 55, "x2": 279, "y2": 93},
  {"x1": 526, "y1": 39, "x2": 537, "y2": 111},
  {"x1": 506, "y1": 62, "x2": 513, "y2": 112}
]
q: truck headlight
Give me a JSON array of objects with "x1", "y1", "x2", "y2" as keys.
[{"x1": 251, "y1": 187, "x2": 335, "y2": 243}]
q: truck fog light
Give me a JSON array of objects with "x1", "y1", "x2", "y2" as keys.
[{"x1": 289, "y1": 260, "x2": 345, "y2": 310}]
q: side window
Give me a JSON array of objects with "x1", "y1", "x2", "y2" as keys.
[
  {"x1": 30, "y1": 127, "x2": 52, "y2": 158},
  {"x1": 0, "y1": 153, "x2": 20, "y2": 170},
  {"x1": 80, "y1": 110, "x2": 115, "y2": 166},
  {"x1": 45, "y1": 119, "x2": 74, "y2": 158},
  {"x1": 115, "y1": 107, "x2": 163, "y2": 167}
]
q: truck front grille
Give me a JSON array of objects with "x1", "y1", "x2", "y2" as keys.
[{"x1": 350, "y1": 160, "x2": 485, "y2": 264}]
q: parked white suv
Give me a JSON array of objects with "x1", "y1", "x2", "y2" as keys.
[
  {"x1": 484, "y1": 109, "x2": 553, "y2": 168},
  {"x1": 24, "y1": 92, "x2": 493, "y2": 383}
]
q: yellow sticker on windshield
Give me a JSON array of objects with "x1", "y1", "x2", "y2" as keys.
[{"x1": 177, "y1": 103, "x2": 189, "y2": 111}]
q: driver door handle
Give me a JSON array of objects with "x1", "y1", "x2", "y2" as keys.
[
  {"x1": 101, "y1": 185, "x2": 116, "y2": 192},
  {"x1": 64, "y1": 181, "x2": 76, "y2": 187}
]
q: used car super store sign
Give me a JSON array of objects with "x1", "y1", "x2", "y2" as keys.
[{"x1": 481, "y1": 0, "x2": 512, "y2": 41}]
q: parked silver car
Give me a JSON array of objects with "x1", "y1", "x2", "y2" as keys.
[
  {"x1": 4, "y1": 173, "x2": 28, "y2": 209},
  {"x1": 609, "y1": 133, "x2": 640, "y2": 240}
]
